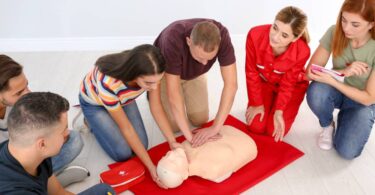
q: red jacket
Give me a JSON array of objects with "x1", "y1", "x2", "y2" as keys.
[{"x1": 245, "y1": 24, "x2": 310, "y2": 111}]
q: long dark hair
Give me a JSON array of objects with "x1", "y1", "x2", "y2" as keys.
[{"x1": 95, "y1": 44, "x2": 166, "y2": 82}]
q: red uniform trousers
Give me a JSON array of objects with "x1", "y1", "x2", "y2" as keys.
[{"x1": 247, "y1": 81, "x2": 308, "y2": 136}]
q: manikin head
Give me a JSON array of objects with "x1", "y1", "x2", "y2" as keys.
[{"x1": 157, "y1": 148, "x2": 189, "y2": 188}]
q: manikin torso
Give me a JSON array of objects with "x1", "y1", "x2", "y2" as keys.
[{"x1": 157, "y1": 125, "x2": 258, "y2": 188}]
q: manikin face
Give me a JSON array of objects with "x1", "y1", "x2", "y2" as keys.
[
  {"x1": 186, "y1": 37, "x2": 218, "y2": 65},
  {"x1": 269, "y1": 20, "x2": 299, "y2": 50},
  {"x1": 135, "y1": 73, "x2": 164, "y2": 91},
  {"x1": 0, "y1": 72, "x2": 30, "y2": 106},
  {"x1": 157, "y1": 148, "x2": 189, "y2": 188},
  {"x1": 341, "y1": 11, "x2": 374, "y2": 40}
]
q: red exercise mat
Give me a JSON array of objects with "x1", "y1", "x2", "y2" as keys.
[{"x1": 129, "y1": 115, "x2": 304, "y2": 195}]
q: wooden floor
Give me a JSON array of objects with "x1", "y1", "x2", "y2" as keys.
[{"x1": 3, "y1": 48, "x2": 375, "y2": 195}]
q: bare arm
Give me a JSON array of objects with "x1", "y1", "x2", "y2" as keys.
[
  {"x1": 312, "y1": 69, "x2": 375, "y2": 106},
  {"x1": 212, "y1": 63, "x2": 238, "y2": 130},
  {"x1": 334, "y1": 70, "x2": 375, "y2": 105},
  {"x1": 165, "y1": 73, "x2": 193, "y2": 142},
  {"x1": 148, "y1": 83, "x2": 178, "y2": 147},
  {"x1": 108, "y1": 108, "x2": 154, "y2": 170},
  {"x1": 48, "y1": 175, "x2": 74, "y2": 195},
  {"x1": 108, "y1": 108, "x2": 167, "y2": 188},
  {"x1": 191, "y1": 63, "x2": 237, "y2": 147},
  {"x1": 308, "y1": 45, "x2": 375, "y2": 105},
  {"x1": 306, "y1": 45, "x2": 331, "y2": 79}
]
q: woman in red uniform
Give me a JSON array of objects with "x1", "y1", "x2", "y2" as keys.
[{"x1": 245, "y1": 6, "x2": 310, "y2": 142}]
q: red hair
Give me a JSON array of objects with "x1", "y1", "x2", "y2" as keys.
[{"x1": 332, "y1": 0, "x2": 375, "y2": 57}]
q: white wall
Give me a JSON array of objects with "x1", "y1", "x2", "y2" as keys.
[{"x1": 0, "y1": 0, "x2": 343, "y2": 51}]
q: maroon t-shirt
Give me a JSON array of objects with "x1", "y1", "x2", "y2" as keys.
[{"x1": 154, "y1": 18, "x2": 236, "y2": 80}]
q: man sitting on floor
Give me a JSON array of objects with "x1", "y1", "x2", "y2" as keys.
[
  {"x1": 0, "y1": 92, "x2": 115, "y2": 195},
  {"x1": 0, "y1": 54, "x2": 88, "y2": 186}
]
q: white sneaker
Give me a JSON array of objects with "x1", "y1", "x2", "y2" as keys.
[
  {"x1": 318, "y1": 122, "x2": 335, "y2": 150},
  {"x1": 56, "y1": 165, "x2": 90, "y2": 187},
  {"x1": 72, "y1": 107, "x2": 90, "y2": 134}
]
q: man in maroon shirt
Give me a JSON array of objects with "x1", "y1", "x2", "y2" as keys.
[{"x1": 154, "y1": 18, "x2": 237, "y2": 147}]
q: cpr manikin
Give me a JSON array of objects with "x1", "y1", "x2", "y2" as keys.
[{"x1": 157, "y1": 125, "x2": 258, "y2": 188}]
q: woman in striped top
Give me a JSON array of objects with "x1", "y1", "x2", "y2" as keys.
[{"x1": 79, "y1": 44, "x2": 178, "y2": 188}]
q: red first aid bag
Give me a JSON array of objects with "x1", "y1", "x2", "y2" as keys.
[{"x1": 100, "y1": 158, "x2": 145, "y2": 194}]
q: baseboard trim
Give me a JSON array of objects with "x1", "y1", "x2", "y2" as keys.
[
  {"x1": 0, "y1": 36, "x2": 155, "y2": 52},
  {"x1": 0, "y1": 35, "x2": 246, "y2": 52}
]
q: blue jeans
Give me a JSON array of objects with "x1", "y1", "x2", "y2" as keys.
[
  {"x1": 306, "y1": 82, "x2": 375, "y2": 159},
  {"x1": 78, "y1": 183, "x2": 115, "y2": 195},
  {"x1": 0, "y1": 128, "x2": 83, "y2": 173},
  {"x1": 79, "y1": 95, "x2": 148, "y2": 162},
  {"x1": 52, "y1": 130, "x2": 84, "y2": 172}
]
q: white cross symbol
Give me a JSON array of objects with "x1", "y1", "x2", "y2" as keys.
[{"x1": 119, "y1": 171, "x2": 127, "y2": 176}]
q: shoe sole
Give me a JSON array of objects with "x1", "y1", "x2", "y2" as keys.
[{"x1": 63, "y1": 165, "x2": 90, "y2": 176}]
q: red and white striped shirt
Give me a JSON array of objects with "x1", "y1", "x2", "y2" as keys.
[{"x1": 80, "y1": 66, "x2": 145, "y2": 111}]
